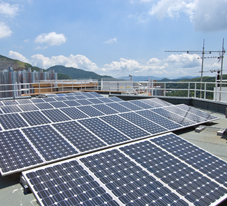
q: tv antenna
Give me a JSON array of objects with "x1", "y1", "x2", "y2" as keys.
[{"x1": 165, "y1": 39, "x2": 225, "y2": 98}]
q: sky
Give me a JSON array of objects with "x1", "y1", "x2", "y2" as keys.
[{"x1": 0, "y1": 0, "x2": 227, "y2": 79}]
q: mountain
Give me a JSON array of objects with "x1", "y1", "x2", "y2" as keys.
[
  {"x1": 47, "y1": 65, "x2": 116, "y2": 81},
  {"x1": 0, "y1": 55, "x2": 41, "y2": 72},
  {"x1": 120, "y1": 76, "x2": 163, "y2": 81}
]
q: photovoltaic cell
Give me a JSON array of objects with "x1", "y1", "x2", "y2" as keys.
[
  {"x1": 63, "y1": 100, "x2": 81, "y2": 107},
  {"x1": 140, "y1": 99, "x2": 163, "y2": 108},
  {"x1": 18, "y1": 104, "x2": 39, "y2": 112},
  {"x1": 152, "y1": 98, "x2": 173, "y2": 106},
  {"x1": 41, "y1": 109, "x2": 71, "y2": 122},
  {"x1": 34, "y1": 102, "x2": 54, "y2": 110},
  {"x1": 107, "y1": 103, "x2": 131, "y2": 113},
  {"x1": 20, "y1": 111, "x2": 51, "y2": 126},
  {"x1": 2, "y1": 100, "x2": 18, "y2": 105},
  {"x1": 22, "y1": 125, "x2": 78, "y2": 161},
  {"x1": 64, "y1": 96, "x2": 78, "y2": 100},
  {"x1": 119, "y1": 101, "x2": 143, "y2": 111},
  {"x1": 82, "y1": 92, "x2": 95, "y2": 98},
  {"x1": 109, "y1": 97, "x2": 123, "y2": 102},
  {"x1": 119, "y1": 112, "x2": 167, "y2": 134},
  {"x1": 92, "y1": 104, "x2": 118, "y2": 115},
  {"x1": 49, "y1": 101, "x2": 68, "y2": 108},
  {"x1": 16, "y1": 99, "x2": 32, "y2": 104},
  {"x1": 121, "y1": 139, "x2": 227, "y2": 206},
  {"x1": 151, "y1": 133, "x2": 227, "y2": 188},
  {"x1": 76, "y1": 99, "x2": 92, "y2": 105},
  {"x1": 130, "y1": 100, "x2": 154, "y2": 109},
  {"x1": 0, "y1": 130, "x2": 43, "y2": 175},
  {"x1": 78, "y1": 118, "x2": 130, "y2": 145},
  {"x1": 101, "y1": 115, "x2": 150, "y2": 139},
  {"x1": 53, "y1": 121, "x2": 106, "y2": 152},
  {"x1": 53, "y1": 97, "x2": 67, "y2": 101},
  {"x1": 77, "y1": 105, "x2": 104, "y2": 117},
  {"x1": 89, "y1": 92, "x2": 103, "y2": 97},
  {"x1": 60, "y1": 107, "x2": 88, "y2": 119},
  {"x1": 75, "y1": 95, "x2": 86, "y2": 99},
  {"x1": 151, "y1": 107, "x2": 196, "y2": 126},
  {"x1": 137, "y1": 110, "x2": 182, "y2": 130},
  {"x1": 30, "y1": 98, "x2": 44, "y2": 103},
  {"x1": 42, "y1": 98, "x2": 56, "y2": 102},
  {"x1": 1, "y1": 105, "x2": 22, "y2": 113},
  {"x1": 23, "y1": 160, "x2": 118, "y2": 206},
  {"x1": 81, "y1": 149, "x2": 186, "y2": 206},
  {"x1": 0, "y1": 113, "x2": 28, "y2": 130},
  {"x1": 87, "y1": 98, "x2": 103, "y2": 104},
  {"x1": 99, "y1": 97, "x2": 114, "y2": 103}
]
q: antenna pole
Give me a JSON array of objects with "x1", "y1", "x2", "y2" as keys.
[
  {"x1": 219, "y1": 38, "x2": 225, "y2": 101},
  {"x1": 200, "y1": 39, "x2": 205, "y2": 98}
]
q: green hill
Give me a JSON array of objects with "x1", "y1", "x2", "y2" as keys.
[{"x1": 47, "y1": 65, "x2": 115, "y2": 81}]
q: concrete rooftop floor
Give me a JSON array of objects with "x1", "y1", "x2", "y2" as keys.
[{"x1": 0, "y1": 109, "x2": 227, "y2": 206}]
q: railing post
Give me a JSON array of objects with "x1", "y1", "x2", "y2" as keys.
[
  {"x1": 164, "y1": 83, "x2": 166, "y2": 96},
  {"x1": 194, "y1": 83, "x2": 196, "y2": 98},
  {"x1": 204, "y1": 83, "x2": 206, "y2": 99},
  {"x1": 188, "y1": 82, "x2": 190, "y2": 97}
]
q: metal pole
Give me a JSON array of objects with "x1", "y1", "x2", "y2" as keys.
[
  {"x1": 200, "y1": 39, "x2": 205, "y2": 98},
  {"x1": 219, "y1": 38, "x2": 225, "y2": 101}
]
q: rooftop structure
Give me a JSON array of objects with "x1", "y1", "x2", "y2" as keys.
[{"x1": 0, "y1": 92, "x2": 226, "y2": 205}]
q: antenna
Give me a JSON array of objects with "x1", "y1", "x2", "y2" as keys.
[{"x1": 165, "y1": 39, "x2": 225, "y2": 99}]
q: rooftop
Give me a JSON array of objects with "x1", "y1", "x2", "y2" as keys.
[{"x1": 0, "y1": 94, "x2": 226, "y2": 206}]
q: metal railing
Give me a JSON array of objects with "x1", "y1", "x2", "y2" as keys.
[{"x1": 1, "y1": 79, "x2": 227, "y2": 102}]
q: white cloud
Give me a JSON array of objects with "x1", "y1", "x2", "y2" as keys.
[
  {"x1": 34, "y1": 32, "x2": 67, "y2": 46},
  {"x1": 0, "y1": 22, "x2": 12, "y2": 38},
  {"x1": 30, "y1": 54, "x2": 99, "y2": 71},
  {"x1": 148, "y1": 0, "x2": 227, "y2": 32},
  {"x1": 9, "y1": 51, "x2": 29, "y2": 63},
  {"x1": 0, "y1": 2, "x2": 19, "y2": 17},
  {"x1": 103, "y1": 37, "x2": 117, "y2": 44}
]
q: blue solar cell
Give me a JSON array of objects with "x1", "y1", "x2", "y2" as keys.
[
  {"x1": 121, "y1": 139, "x2": 227, "y2": 206},
  {"x1": 109, "y1": 97, "x2": 123, "y2": 102},
  {"x1": 63, "y1": 100, "x2": 81, "y2": 107},
  {"x1": 119, "y1": 112, "x2": 167, "y2": 134},
  {"x1": 41, "y1": 109, "x2": 71, "y2": 122},
  {"x1": 77, "y1": 106, "x2": 104, "y2": 117},
  {"x1": 75, "y1": 95, "x2": 87, "y2": 99},
  {"x1": 16, "y1": 99, "x2": 32, "y2": 104},
  {"x1": 101, "y1": 115, "x2": 150, "y2": 139},
  {"x1": 30, "y1": 98, "x2": 45, "y2": 103},
  {"x1": 82, "y1": 92, "x2": 95, "y2": 98},
  {"x1": 89, "y1": 92, "x2": 103, "y2": 98},
  {"x1": 54, "y1": 97, "x2": 67, "y2": 101},
  {"x1": 151, "y1": 108, "x2": 196, "y2": 126},
  {"x1": 99, "y1": 98, "x2": 114, "y2": 103},
  {"x1": 119, "y1": 101, "x2": 143, "y2": 111},
  {"x1": 60, "y1": 107, "x2": 88, "y2": 119},
  {"x1": 137, "y1": 110, "x2": 182, "y2": 130},
  {"x1": 64, "y1": 96, "x2": 78, "y2": 100},
  {"x1": 49, "y1": 101, "x2": 68, "y2": 108},
  {"x1": 34, "y1": 102, "x2": 54, "y2": 110},
  {"x1": 87, "y1": 98, "x2": 103, "y2": 104},
  {"x1": 76, "y1": 99, "x2": 92, "y2": 105},
  {"x1": 0, "y1": 130, "x2": 43, "y2": 174},
  {"x1": 130, "y1": 100, "x2": 154, "y2": 109},
  {"x1": 22, "y1": 125, "x2": 78, "y2": 161},
  {"x1": 53, "y1": 121, "x2": 106, "y2": 152},
  {"x1": 18, "y1": 104, "x2": 39, "y2": 112},
  {"x1": 81, "y1": 149, "x2": 184, "y2": 205},
  {"x1": 2, "y1": 100, "x2": 18, "y2": 105},
  {"x1": 24, "y1": 160, "x2": 118, "y2": 206},
  {"x1": 1, "y1": 105, "x2": 22, "y2": 113},
  {"x1": 92, "y1": 104, "x2": 118, "y2": 115},
  {"x1": 42, "y1": 97, "x2": 57, "y2": 102},
  {"x1": 151, "y1": 133, "x2": 227, "y2": 188},
  {"x1": 0, "y1": 113, "x2": 28, "y2": 129},
  {"x1": 140, "y1": 99, "x2": 163, "y2": 108},
  {"x1": 78, "y1": 118, "x2": 130, "y2": 145},
  {"x1": 20, "y1": 111, "x2": 51, "y2": 126},
  {"x1": 107, "y1": 103, "x2": 131, "y2": 113}
]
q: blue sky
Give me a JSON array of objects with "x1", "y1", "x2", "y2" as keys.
[{"x1": 1, "y1": 0, "x2": 227, "y2": 78}]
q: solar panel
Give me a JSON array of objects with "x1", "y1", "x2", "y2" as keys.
[
  {"x1": 64, "y1": 96, "x2": 78, "y2": 100},
  {"x1": 152, "y1": 98, "x2": 173, "y2": 106},
  {"x1": 141, "y1": 99, "x2": 163, "y2": 108},
  {"x1": 119, "y1": 101, "x2": 143, "y2": 111},
  {"x1": 54, "y1": 97, "x2": 67, "y2": 101},
  {"x1": 89, "y1": 92, "x2": 103, "y2": 97},
  {"x1": 0, "y1": 101, "x2": 3, "y2": 106},
  {"x1": 23, "y1": 160, "x2": 119, "y2": 206},
  {"x1": 60, "y1": 107, "x2": 88, "y2": 119},
  {"x1": 77, "y1": 105, "x2": 104, "y2": 117},
  {"x1": 78, "y1": 118, "x2": 130, "y2": 145},
  {"x1": 109, "y1": 97, "x2": 123, "y2": 102},
  {"x1": 107, "y1": 102, "x2": 131, "y2": 113},
  {"x1": 87, "y1": 98, "x2": 103, "y2": 104},
  {"x1": 76, "y1": 99, "x2": 92, "y2": 105},
  {"x1": 2, "y1": 100, "x2": 18, "y2": 105},
  {"x1": 119, "y1": 112, "x2": 168, "y2": 135},
  {"x1": 20, "y1": 111, "x2": 51, "y2": 126},
  {"x1": 0, "y1": 130, "x2": 43, "y2": 175},
  {"x1": 34, "y1": 102, "x2": 54, "y2": 110},
  {"x1": 75, "y1": 95, "x2": 87, "y2": 99},
  {"x1": 53, "y1": 121, "x2": 106, "y2": 152},
  {"x1": 0, "y1": 113, "x2": 28, "y2": 130},
  {"x1": 137, "y1": 110, "x2": 182, "y2": 130},
  {"x1": 56, "y1": 93, "x2": 66, "y2": 97},
  {"x1": 1, "y1": 105, "x2": 22, "y2": 113},
  {"x1": 22, "y1": 125, "x2": 78, "y2": 161},
  {"x1": 82, "y1": 92, "x2": 95, "y2": 98},
  {"x1": 16, "y1": 99, "x2": 32, "y2": 104},
  {"x1": 30, "y1": 98, "x2": 45, "y2": 103},
  {"x1": 92, "y1": 104, "x2": 119, "y2": 115},
  {"x1": 18, "y1": 104, "x2": 39, "y2": 112},
  {"x1": 121, "y1": 136, "x2": 227, "y2": 206},
  {"x1": 49, "y1": 101, "x2": 68, "y2": 108},
  {"x1": 130, "y1": 100, "x2": 154, "y2": 109},
  {"x1": 41, "y1": 109, "x2": 71, "y2": 122},
  {"x1": 99, "y1": 97, "x2": 114, "y2": 103},
  {"x1": 151, "y1": 107, "x2": 196, "y2": 126},
  {"x1": 101, "y1": 115, "x2": 150, "y2": 139},
  {"x1": 63, "y1": 100, "x2": 81, "y2": 107},
  {"x1": 42, "y1": 97, "x2": 56, "y2": 102}
]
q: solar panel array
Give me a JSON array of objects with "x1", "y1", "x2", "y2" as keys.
[
  {"x1": 0, "y1": 92, "x2": 219, "y2": 176},
  {"x1": 23, "y1": 132, "x2": 227, "y2": 206}
]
